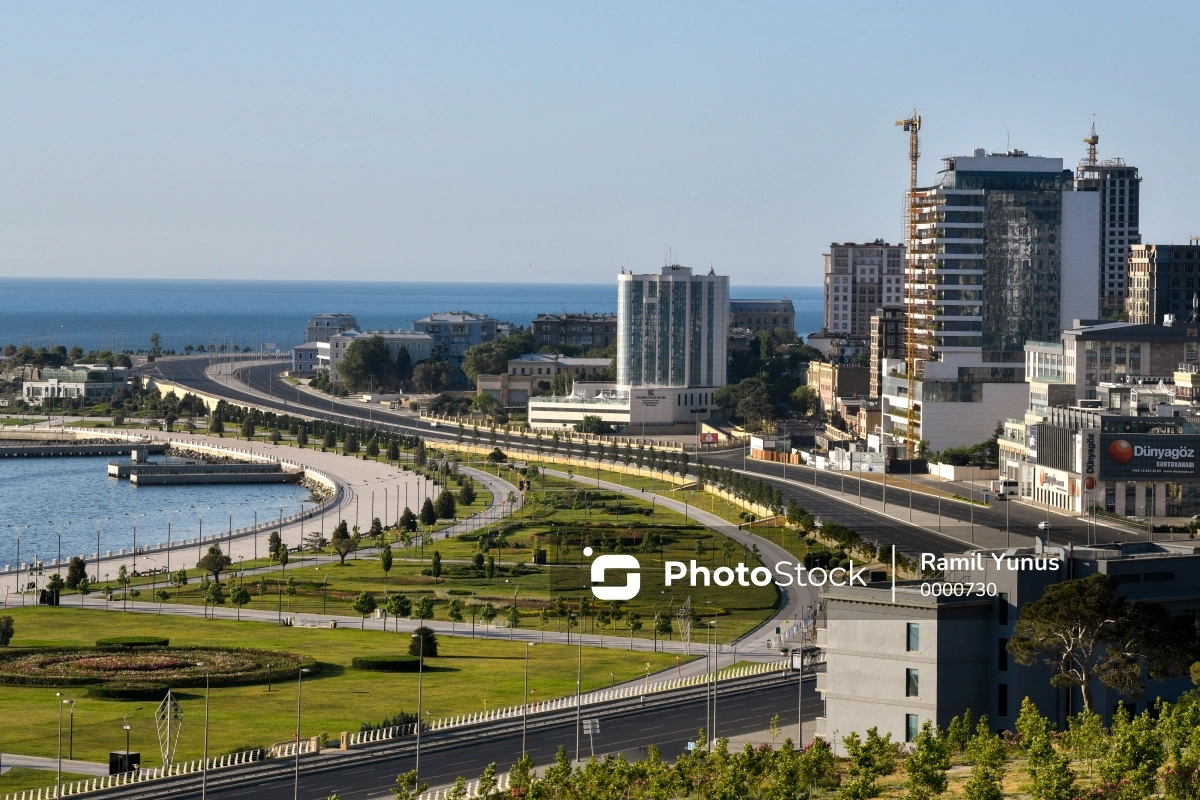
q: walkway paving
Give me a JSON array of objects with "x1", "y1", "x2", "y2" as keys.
[{"x1": 0, "y1": 754, "x2": 110, "y2": 777}]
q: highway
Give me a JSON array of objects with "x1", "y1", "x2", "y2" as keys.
[
  {"x1": 168, "y1": 677, "x2": 818, "y2": 799},
  {"x1": 145, "y1": 356, "x2": 1136, "y2": 560}
]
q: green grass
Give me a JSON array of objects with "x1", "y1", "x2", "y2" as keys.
[
  {"x1": 0, "y1": 768, "x2": 94, "y2": 794},
  {"x1": 0, "y1": 607, "x2": 685, "y2": 769}
]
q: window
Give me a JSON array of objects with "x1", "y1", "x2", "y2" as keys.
[
  {"x1": 906, "y1": 623, "x2": 920, "y2": 652},
  {"x1": 998, "y1": 593, "x2": 1009, "y2": 626},
  {"x1": 906, "y1": 714, "x2": 919, "y2": 743},
  {"x1": 998, "y1": 683, "x2": 1009, "y2": 718},
  {"x1": 906, "y1": 669, "x2": 919, "y2": 697},
  {"x1": 998, "y1": 638, "x2": 1008, "y2": 671}
]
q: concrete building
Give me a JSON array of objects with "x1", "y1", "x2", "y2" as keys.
[
  {"x1": 22, "y1": 364, "x2": 130, "y2": 406},
  {"x1": 1129, "y1": 241, "x2": 1200, "y2": 325},
  {"x1": 807, "y1": 362, "x2": 870, "y2": 417},
  {"x1": 530, "y1": 313, "x2": 617, "y2": 350},
  {"x1": 869, "y1": 306, "x2": 906, "y2": 398},
  {"x1": 817, "y1": 541, "x2": 1200, "y2": 748},
  {"x1": 824, "y1": 241, "x2": 906, "y2": 337},
  {"x1": 476, "y1": 354, "x2": 613, "y2": 407},
  {"x1": 412, "y1": 312, "x2": 505, "y2": 365},
  {"x1": 290, "y1": 341, "x2": 329, "y2": 375},
  {"x1": 1074, "y1": 129, "x2": 1141, "y2": 318},
  {"x1": 305, "y1": 313, "x2": 359, "y2": 343},
  {"x1": 729, "y1": 299, "x2": 796, "y2": 334},
  {"x1": 328, "y1": 330, "x2": 434, "y2": 383},
  {"x1": 879, "y1": 149, "x2": 1101, "y2": 452}
]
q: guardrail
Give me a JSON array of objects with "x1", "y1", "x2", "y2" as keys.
[{"x1": 1, "y1": 750, "x2": 265, "y2": 800}]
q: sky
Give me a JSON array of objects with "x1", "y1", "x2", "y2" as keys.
[{"x1": 1, "y1": 1, "x2": 1198, "y2": 286}]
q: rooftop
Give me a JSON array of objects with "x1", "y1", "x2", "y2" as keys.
[{"x1": 510, "y1": 353, "x2": 612, "y2": 366}]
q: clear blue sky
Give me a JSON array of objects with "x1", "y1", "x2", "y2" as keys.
[{"x1": 1, "y1": 1, "x2": 1196, "y2": 285}]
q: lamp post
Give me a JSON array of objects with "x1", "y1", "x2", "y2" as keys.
[
  {"x1": 122, "y1": 707, "x2": 142, "y2": 761},
  {"x1": 56, "y1": 694, "x2": 74, "y2": 796},
  {"x1": 522, "y1": 643, "x2": 535, "y2": 756},
  {"x1": 51, "y1": 520, "x2": 70, "y2": 576},
  {"x1": 294, "y1": 667, "x2": 312, "y2": 800},
  {"x1": 574, "y1": 612, "x2": 583, "y2": 762},
  {"x1": 197, "y1": 662, "x2": 210, "y2": 800},
  {"x1": 160, "y1": 510, "x2": 178, "y2": 578},
  {"x1": 128, "y1": 513, "x2": 144, "y2": 573},
  {"x1": 8, "y1": 526, "x2": 28, "y2": 606},
  {"x1": 411, "y1": 633, "x2": 425, "y2": 781}
]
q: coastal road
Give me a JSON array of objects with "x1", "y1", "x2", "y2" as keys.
[{"x1": 173, "y1": 676, "x2": 819, "y2": 800}]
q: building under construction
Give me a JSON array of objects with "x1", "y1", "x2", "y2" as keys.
[
  {"x1": 1074, "y1": 125, "x2": 1141, "y2": 318},
  {"x1": 879, "y1": 148, "x2": 1100, "y2": 451}
]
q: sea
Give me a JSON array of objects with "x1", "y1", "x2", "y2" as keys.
[{"x1": 0, "y1": 278, "x2": 824, "y2": 354}]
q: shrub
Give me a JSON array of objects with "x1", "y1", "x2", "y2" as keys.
[
  {"x1": 409, "y1": 626, "x2": 438, "y2": 658},
  {"x1": 0, "y1": 616, "x2": 12, "y2": 647},
  {"x1": 88, "y1": 682, "x2": 170, "y2": 701},
  {"x1": 350, "y1": 656, "x2": 421, "y2": 672},
  {"x1": 96, "y1": 636, "x2": 170, "y2": 649}
]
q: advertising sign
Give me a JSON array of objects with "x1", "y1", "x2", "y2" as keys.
[
  {"x1": 1099, "y1": 433, "x2": 1200, "y2": 479},
  {"x1": 700, "y1": 432, "x2": 719, "y2": 444},
  {"x1": 633, "y1": 389, "x2": 663, "y2": 407}
]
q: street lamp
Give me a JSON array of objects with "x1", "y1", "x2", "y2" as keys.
[
  {"x1": 128, "y1": 513, "x2": 145, "y2": 573},
  {"x1": 7, "y1": 525, "x2": 28, "y2": 607},
  {"x1": 122, "y1": 707, "x2": 143, "y2": 761},
  {"x1": 411, "y1": 633, "x2": 425, "y2": 781},
  {"x1": 522, "y1": 642, "x2": 536, "y2": 756},
  {"x1": 50, "y1": 520, "x2": 71, "y2": 577},
  {"x1": 197, "y1": 661, "x2": 210, "y2": 800},
  {"x1": 294, "y1": 667, "x2": 312, "y2": 800},
  {"x1": 56, "y1": 694, "x2": 74, "y2": 796}
]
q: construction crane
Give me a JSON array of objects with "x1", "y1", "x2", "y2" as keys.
[{"x1": 894, "y1": 109, "x2": 920, "y2": 460}]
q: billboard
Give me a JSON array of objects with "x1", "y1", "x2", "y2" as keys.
[
  {"x1": 1098, "y1": 433, "x2": 1200, "y2": 479},
  {"x1": 700, "y1": 432, "x2": 719, "y2": 444}
]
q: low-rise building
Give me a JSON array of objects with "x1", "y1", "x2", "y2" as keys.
[
  {"x1": 817, "y1": 541, "x2": 1200, "y2": 748},
  {"x1": 527, "y1": 383, "x2": 719, "y2": 432},
  {"x1": 305, "y1": 313, "x2": 359, "y2": 343},
  {"x1": 413, "y1": 311, "x2": 506, "y2": 365},
  {"x1": 328, "y1": 330, "x2": 434, "y2": 383},
  {"x1": 22, "y1": 364, "x2": 130, "y2": 406},
  {"x1": 729, "y1": 299, "x2": 796, "y2": 334},
  {"x1": 290, "y1": 341, "x2": 329, "y2": 375},
  {"x1": 530, "y1": 313, "x2": 617, "y2": 350},
  {"x1": 807, "y1": 362, "x2": 870, "y2": 417},
  {"x1": 476, "y1": 354, "x2": 613, "y2": 407}
]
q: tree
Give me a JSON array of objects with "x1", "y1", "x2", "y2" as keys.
[
  {"x1": 1027, "y1": 733, "x2": 1076, "y2": 800},
  {"x1": 412, "y1": 360, "x2": 456, "y2": 394},
  {"x1": 400, "y1": 507, "x2": 418, "y2": 532},
  {"x1": 963, "y1": 723, "x2": 1005, "y2": 800},
  {"x1": 625, "y1": 611, "x2": 643, "y2": 650},
  {"x1": 1015, "y1": 696, "x2": 1054, "y2": 749},
  {"x1": 386, "y1": 438, "x2": 399, "y2": 461},
  {"x1": 386, "y1": 594, "x2": 411, "y2": 632},
  {"x1": 380, "y1": 544, "x2": 394, "y2": 582},
  {"x1": 409, "y1": 625, "x2": 438, "y2": 657},
  {"x1": 297, "y1": 425, "x2": 308, "y2": 447},
  {"x1": 390, "y1": 770, "x2": 428, "y2": 800},
  {"x1": 419, "y1": 498, "x2": 437, "y2": 528},
  {"x1": 210, "y1": 414, "x2": 224, "y2": 435},
  {"x1": 459, "y1": 482, "x2": 476, "y2": 506},
  {"x1": 470, "y1": 392, "x2": 501, "y2": 417},
  {"x1": 268, "y1": 530, "x2": 283, "y2": 562},
  {"x1": 480, "y1": 602, "x2": 497, "y2": 635},
  {"x1": 149, "y1": 332, "x2": 162, "y2": 358},
  {"x1": 839, "y1": 727, "x2": 899, "y2": 800},
  {"x1": 352, "y1": 591, "x2": 378, "y2": 629},
  {"x1": 789, "y1": 385, "x2": 818, "y2": 417},
  {"x1": 596, "y1": 609, "x2": 611, "y2": 646},
  {"x1": 323, "y1": 430, "x2": 337, "y2": 449},
  {"x1": 506, "y1": 604, "x2": 520, "y2": 637},
  {"x1": 241, "y1": 416, "x2": 255, "y2": 438},
  {"x1": 365, "y1": 436, "x2": 379, "y2": 458},
  {"x1": 448, "y1": 599, "x2": 464, "y2": 634},
  {"x1": 197, "y1": 544, "x2": 232, "y2": 585},
  {"x1": 415, "y1": 596, "x2": 435, "y2": 622},
  {"x1": 331, "y1": 521, "x2": 357, "y2": 565},
  {"x1": 1062, "y1": 709, "x2": 1106, "y2": 776},
  {"x1": 0, "y1": 616, "x2": 12, "y2": 646},
  {"x1": 231, "y1": 584, "x2": 252, "y2": 620},
  {"x1": 485, "y1": 555, "x2": 496, "y2": 581},
  {"x1": 65, "y1": 557, "x2": 87, "y2": 589},
  {"x1": 340, "y1": 336, "x2": 396, "y2": 392},
  {"x1": 205, "y1": 580, "x2": 226, "y2": 615},
  {"x1": 435, "y1": 491, "x2": 457, "y2": 520},
  {"x1": 574, "y1": 415, "x2": 613, "y2": 434},
  {"x1": 903, "y1": 721, "x2": 950, "y2": 800},
  {"x1": 1099, "y1": 704, "x2": 1163, "y2": 800},
  {"x1": 461, "y1": 331, "x2": 534, "y2": 382},
  {"x1": 47, "y1": 574, "x2": 65, "y2": 595},
  {"x1": 345, "y1": 432, "x2": 359, "y2": 453},
  {"x1": 1009, "y1": 573, "x2": 1199, "y2": 711},
  {"x1": 77, "y1": 576, "x2": 91, "y2": 608}
]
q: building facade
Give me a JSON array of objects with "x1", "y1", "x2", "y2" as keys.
[
  {"x1": 879, "y1": 149, "x2": 1100, "y2": 451},
  {"x1": 869, "y1": 306, "x2": 906, "y2": 398},
  {"x1": 729, "y1": 299, "x2": 796, "y2": 334},
  {"x1": 817, "y1": 542, "x2": 1200, "y2": 749},
  {"x1": 305, "y1": 313, "x2": 359, "y2": 343},
  {"x1": 530, "y1": 313, "x2": 617, "y2": 350},
  {"x1": 1129, "y1": 241, "x2": 1200, "y2": 325},
  {"x1": 823, "y1": 241, "x2": 906, "y2": 337},
  {"x1": 807, "y1": 362, "x2": 871, "y2": 417},
  {"x1": 412, "y1": 312, "x2": 504, "y2": 365},
  {"x1": 1074, "y1": 130, "x2": 1141, "y2": 317},
  {"x1": 22, "y1": 364, "x2": 130, "y2": 406},
  {"x1": 290, "y1": 341, "x2": 329, "y2": 375}
]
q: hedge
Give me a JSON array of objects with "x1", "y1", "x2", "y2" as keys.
[
  {"x1": 88, "y1": 683, "x2": 171, "y2": 701},
  {"x1": 96, "y1": 636, "x2": 170, "y2": 649},
  {"x1": 351, "y1": 655, "x2": 421, "y2": 672}
]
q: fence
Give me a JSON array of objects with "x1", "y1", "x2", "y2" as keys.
[{"x1": 0, "y1": 750, "x2": 265, "y2": 800}]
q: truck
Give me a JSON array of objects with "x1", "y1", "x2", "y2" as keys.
[{"x1": 989, "y1": 479, "x2": 1018, "y2": 495}]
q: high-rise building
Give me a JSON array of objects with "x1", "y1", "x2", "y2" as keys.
[
  {"x1": 729, "y1": 298, "x2": 796, "y2": 334},
  {"x1": 823, "y1": 241, "x2": 906, "y2": 337},
  {"x1": 1128, "y1": 241, "x2": 1200, "y2": 325},
  {"x1": 879, "y1": 149, "x2": 1100, "y2": 451},
  {"x1": 617, "y1": 264, "x2": 729, "y2": 389},
  {"x1": 1074, "y1": 126, "x2": 1141, "y2": 317},
  {"x1": 868, "y1": 305, "x2": 906, "y2": 398}
]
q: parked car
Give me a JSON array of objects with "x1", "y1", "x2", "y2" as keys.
[{"x1": 995, "y1": 492, "x2": 1008, "y2": 501}]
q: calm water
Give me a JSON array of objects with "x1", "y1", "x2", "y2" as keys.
[
  {"x1": 0, "y1": 456, "x2": 309, "y2": 570},
  {"x1": 0, "y1": 278, "x2": 824, "y2": 353}
]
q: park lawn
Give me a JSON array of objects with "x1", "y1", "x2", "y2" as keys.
[
  {"x1": 0, "y1": 607, "x2": 684, "y2": 768},
  {"x1": 0, "y1": 769, "x2": 94, "y2": 794}
]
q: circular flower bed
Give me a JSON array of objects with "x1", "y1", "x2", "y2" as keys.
[{"x1": 0, "y1": 647, "x2": 315, "y2": 688}]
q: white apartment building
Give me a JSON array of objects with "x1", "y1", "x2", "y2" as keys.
[{"x1": 823, "y1": 241, "x2": 906, "y2": 337}]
